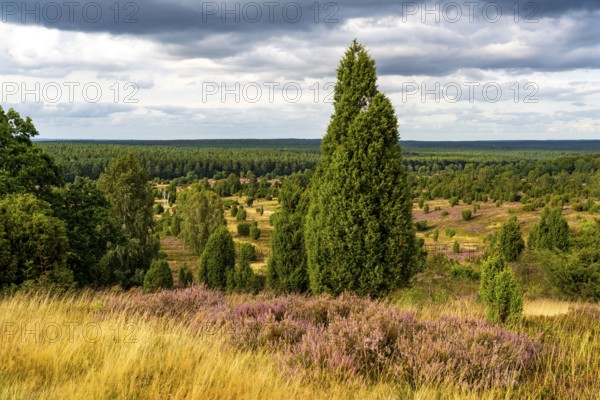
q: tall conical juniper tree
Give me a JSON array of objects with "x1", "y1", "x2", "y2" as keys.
[{"x1": 305, "y1": 41, "x2": 422, "y2": 296}]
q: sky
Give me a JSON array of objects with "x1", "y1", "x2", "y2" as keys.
[{"x1": 1, "y1": 0, "x2": 599, "y2": 141}]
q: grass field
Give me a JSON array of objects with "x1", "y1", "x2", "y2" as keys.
[{"x1": 0, "y1": 290, "x2": 597, "y2": 399}]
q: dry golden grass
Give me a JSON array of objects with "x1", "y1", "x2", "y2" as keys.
[
  {"x1": 0, "y1": 291, "x2": 398, "y2": 400},
  {"x1": 1, "y1": 290, "x2": 598, "y2": 399},
  {"x1": 224, "y1": 196, "x2": 280, "y2": 273},
  {"x1": 523, "y1": 299, "x2": 582, "y2": 317}
]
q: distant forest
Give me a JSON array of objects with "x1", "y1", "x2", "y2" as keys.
[{"x1": 36, "y1": 140, "x2": 600, "y2": 184}]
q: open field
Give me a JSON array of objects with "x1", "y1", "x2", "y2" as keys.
[{"x1": 0, "y1": 289, "x2": 597, "y2": 399}]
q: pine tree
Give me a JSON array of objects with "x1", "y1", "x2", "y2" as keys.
[
  {"x1": 488, "y1": 269, "x2": 523, "y2": 324},
  {"x1": 198, "y1": 227, "x2": 235, "y2": 290},
  {"x1": 267, "y1": 172, "x2": 311, "y2": 293},
  {"x1": 305, "y1": 41, "x2": 421, "y2": 296},
  {"x1": 479, "y1": 255, "x2": 506, "y2": 304},
  {"x1": 528, "y1": 207, "x2": 569, "y2": 251},
  {"x1": 230, "y1": 243, "x2": 256, "y2": 293},
  {"x1": 493, "y1": 216, "x2": 525, "y2": 262},
  {"x1": 143, "y1": 259, "x2": 173, "y2": 293}
]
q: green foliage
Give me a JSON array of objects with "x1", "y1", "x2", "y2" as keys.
[
  {"x1": 0, "y1": 106, "x2": 62, "y2": 198},
  {"x1": 453, "y1": 241, "x2": 460, "y2": 254},
  {"x1": 528, "y1": 207, "x2": 570, "y2": 251},
  {"x1": 143, "y1": 259, "x2": 174, "y2": 293},
  {"x1": 229, "y1": 243, "x2": 256, "y2": 293},
  {"x1": 259, "y1": 206, "x2": 264, "y2": 216},
  {"x1": 249, "y1": 224, "x2": 261, "y2": 240},
  {"x1": 166, "y1": 182, "x2": 177, "y2": 206},
  {"x1": 441, "y1": 210, "x2": 449, "y2": 216},
  {"x1": 97, "y1": 153, "x2": 158, "y2": 286},
  {"x1": 487, "y1": 270, "x2": 523, "y2": 324},
  {"x1": 423, "y1": 203, "x2": 430, "y2": 214},
  {"x1": 450, "y1": 265, "x2": 481, "y2": 281},
  {"x1": 445, "y1": 227, "x2": 456, "y2": 238},
  {"x1": 231, "y1": 204, "x2": 238, "y2": 217},
  {"x1": 461, "y1": 209, "x2": 472, "y2": 221},
  {"x1": 546, "y1": 251, "x2": 600, "y2": 301},
  {"x1": 236, "y1": 207, "x2": 247, "y2": 221},
  {"x1": 198, "y1": 227, "x2": 235, "y2": 290},
  {"x1": 473, "y1": 203, "x2": 480, "y2": 214},
  {"x1": 178, "y1": 263, "x2": 193, "y2": 288},
  {"x1": 479, "y1": 256, "x2": 507, "y2": 304},
  {"x1": 246, "y1": 196, "x2": 254, "y2": 207},
  {"x1": 450, "y1": 197, "x2": 459, "y2": 207},
  {"x1": 492, "y1": 217, "x2": 525, "y2": 262},
  {"x1": 415, "y1": 220, "x2": 428, "y2": 231},
  {"x1": 176, "y1": 185, "x2": 226, "y2": 255},
  {"x1": 154, "y1": 204, "x2": 165, "y2": 215},
  {"x1": 268, "y1": 173, "x2": 311, "y2": 293},
  {"x1": 433, "y1": 228, "x2": 440, "y2": 242},
  {"x1": 418, "y1": 198, "x2": 425, "y2": 209},
  {"x1": 98, "y1": 153, "x2": 154, "y2": 245},
  {"x1": 0, "y1": 193, "x2": 69, "y2": 286},
  {"x1": 305, "y1": 41, "x2": 421, "y2": 296},
  {"x1": 237, "y1": 222, "x2": 251, "y2": 236},
  {"x1": 52, "y1": 177, "x2": 122, "y2": 286}
]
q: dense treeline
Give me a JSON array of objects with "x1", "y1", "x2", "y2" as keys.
[
  {"x1": 38, "y1": 142, "x2": 320, "y2": 181},
  {"x1": 413, "y1": 156, "x2": 600, "y2": 204},
  {"x1": 38, "y1": 142, "x2": 600, "y2": 205},
  {"x1": 1, "y1": 106, "x2": 159, "y2": 289}
]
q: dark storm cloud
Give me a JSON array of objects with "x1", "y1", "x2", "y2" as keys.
[
  {"x1": 2, "y1": 0, "x2": 600, "y2": 77},
  {"x1": 3, "y1": 1, "x2": 598, "y2": 35}
]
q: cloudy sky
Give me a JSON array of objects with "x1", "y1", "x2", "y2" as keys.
[{"x1": 1, "y1": 0, "x2": 599, "y2": 140}]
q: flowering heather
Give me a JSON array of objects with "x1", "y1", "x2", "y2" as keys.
[{"x1": 100, "y1": 286, "x2": 541, "y2": 389}]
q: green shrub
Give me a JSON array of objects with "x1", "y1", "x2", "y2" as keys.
[
  {"x1": 488, "y1": 270, "x2": 523, "y2": 324},
  {"x1": 450, "y1": 197, "x2": 459, "y2": 207},
  {"x1": 473, "y1": 204, "x2": 480, "y2": 214},
  {"x1": 461, "y1": 209, "x2": 472, "y2": 221},
  {"x1": 453, "y1": 241, "x2": 460, "y2": 254},
  {"x1": 415, "y1": 220, "x2": 428, "y2": 231},
  {"x1": 228, "y1": 243, "x2": 256, "y2": 293},
  {"x1": 198, "y1": 227, "x2": 235, "y2": 290},
  {"x1": 528, "y1": 207, "x2": 569, "y2": 252},
  {"x1": 231, "y1": 204, "x2": 238, "y2": 217},
  {"x1": 237, "y1": 222, "x2": 251, "y2": 236},
  {"x1": 548, "y1": 250, "x2": 600, "y2": 301},
  {"x1": 445, "y1": 227, "x2": 456, "y2": 238},
  {"x1": 154, "y1": 204, "x2": 165, "y2": 215},
  {"x1": 178, "y1": 263, "x2": 193, "y2": 288},
  {"x1": 418, "y1": 198, "x2": 425, "y2": 209},
  {"x1": 479, "y1": 256, "x2": 506, "y2": 303},
  {"x1": 143, "y1": 259, "x2": 173, "y2": 293},
  {"x1": 249, "y1": 225, "x2": 261, "y2": 240},
  {"x1": 450, "y1": 265, "x2": 481, "y2": 281},
  {"x1": 493, "y1": 216, "x2": 525, "y2": 261},
  {"x1": 236, "y1": 207, "x2": 247, "y2": 221},
  {"x1": 433, "y1": 228, "x2": 439, "y2": 242},
  {"x1": 259, "y1": 206, "x2": 264, "y2": 216},
  {"x1": 246, "y1": 196, "x2": 254, "y2": 207},
  {"x1": 423, "y1": 203, "x2": 429, "y2": 214},
  {"x1": 441, "y1": 210, "x2": 449, "y2": 217}
]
